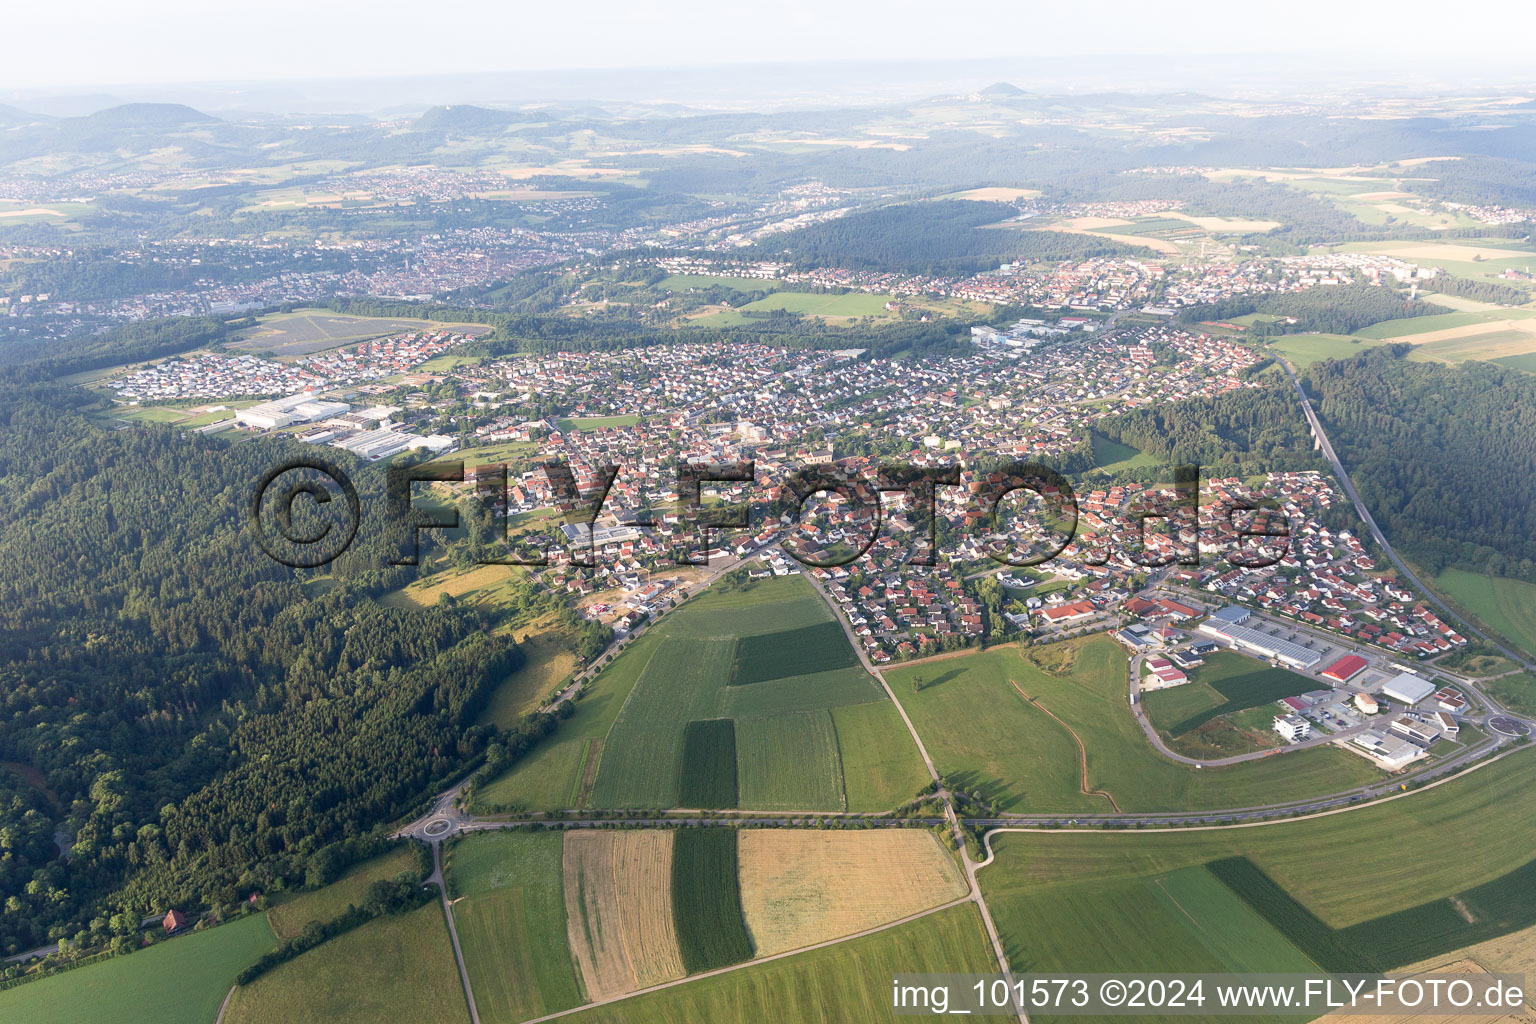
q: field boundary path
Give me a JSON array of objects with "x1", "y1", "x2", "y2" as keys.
[
  {"x1": 1009, "y1": 680, "x2": 1120, "y2": 811},
  {"x1": 432, "y1": 842, "x2": 481, "y2": 1024}
]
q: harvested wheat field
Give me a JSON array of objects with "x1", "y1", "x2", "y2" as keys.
[
  {"x1": 563, "y1": 831, "x2": 686, "y2": 999},
  {"x1": 738, "y1": 829, "x2": 967, "y2": 956}
]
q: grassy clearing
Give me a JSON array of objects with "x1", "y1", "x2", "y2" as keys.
[
  {"x1": 222, "y1": 903, "x2": 465, "y2": 1024},
  {"x1": 554, "y1": 415, "x2": 641, "y2": 432},
  {"x1": 562, "y1": 831, "x2": 684, "y2": 1000},
  {"x1": 730, "y1": 620, "x2": 857, "y2": 684},
  {"x1": 378, "y1": 563, "x2": 528, "y2": 611},
  {"x1": 0, "y1": 913, "x2": 278, "y2": 1024},
  {"x1": 678, "y1": 719, "x2": 739, "y2": 809},
  {"x1": 447, "y1": 832, "x2": 582, "y2": 1023},
  {"x1": 269, "y1": 845, "x2": 418, "y2": 940},
  {"x1": 563, "y1": 903, "x2": 997, "y2": 1023},
  {"x1": 889, "y1": 636, "x2": 1381, "y2": 813},
  {"x1": 738, "y1": 829, "x2": 966, "y2": 955},
  {"x1": 472, "y1": 630, "x2": 663, "y2": 812},
  {"x1": 832, "y1": 701, "x2": 935, "y2": 811},
  {"x1": 736, "y1": 711, "x2": 845, "y2": 811},
  {"x1": 1146, "y1": 652, "x2": 1315, "y2": 735},
  {"x1": 476, "y1": 631, "x2": 579, "y2": 728},
  {"x1": 1268, "y1": 333, "x2": 1381, "y2": 368},
  {"x1": 658, "y1": 274, "x2": 775, "y2": 292},
  {"x1": 737, "y1": 291, "x2": 894, "y2": 318},
  {"x1": 671, "y1": 829, "x2": 753, "y2": 973},
  {"x1": 1088, "y1": 431, "x2": 1161, "y2": 473},
  {"x1": 1435, "y1": 568, "x2": 1536, "y2": 661}
]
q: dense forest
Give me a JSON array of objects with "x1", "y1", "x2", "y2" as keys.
[
  {"x1": 1095, "y1": 382, "x2": 1321, "y2": 473},
  {"x1": 760, "y1": 201, "x2": 1137, "y2": 274},
  {"x1": 1180, "y1": 285, "x2": 1447, "y2": 335},
  {"x1": 1306, "y1": 347, "x2": 1536, "y2": 582},
  {"x1": 0, "y1": 381, "x2": 580, "y2": 958}
]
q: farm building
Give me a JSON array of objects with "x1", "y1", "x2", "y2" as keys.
[
  {"x1": 1321, "y1": 654, "x2": 1367, "y2": 684},
  {"x1": 163, "y1": 909, "x2": 187, "y2": 934},
  {"x1": 1381, "y1": 672, "x2": 1435, "y2": 706}
]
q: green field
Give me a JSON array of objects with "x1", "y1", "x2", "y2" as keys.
[
  {"x1": 564, "y1": 903, "x2": 997, "y2": 1023},
  {"x1": 1142, "y1": 651, "x2": 1315, "y2": 755},
  {"x1": 223, "y1": 902, "x2": 465, "y2": 1024},
  {"x1": 730, "y1": 620, "x2": 858, "y2": 684},
  {"x1": 1088, "y1": 431, "x2": 1162, "y2": 473},
  {"x1": 1403, "y1": 328, "x2": 1536, "y2": 365},
  {"x1": 1353, "y1": 307, "x2": 1536, "y2": 340},
  {"x1": 831, "y1": 701, "x2": 934, "y2": 811},
  {"x1": 554, "y1": 415, "x2": 641, "y2": 432},
  {"x1": 227, "y1": 309, "x2": 487, "y2": 357},
  {"x1": 887, "y1": 637, "x2": 1380, "y2": 813},
  {"x1": 735, "y1": 710, "x2": 846, "y2": 811},
  {"x1": 1435, "y1": 569, "x2": 1536, "y2": 663},
  {"x1": 658, "y1": 274, "x2": 777, "y2": 292},
  {"x1": 679, "y1": 718, "x2": 740, "y2": 808},
  {"x1": 269, "y1": 845, "x2": 420, "y2": 939},
  {"x1": 446, "y1": 832, "x2": 584, "y2": 1023},
  {"x1": 671, "y1": 829, "x2": 753, "y2": 973},
  {"x1": 477, "y1": 574, "x2": 918, "y2": 812},
  {"x1": 1268, "y1": 333, "x2": 1381, "y2": 368},
  {"x1": 0, "y1": 913, "x2": 278, "y2": 1024},
  {"x1": 739, "y1": 291, "x2": 893, "y2": 318},
  {"x1": 983, "y1": 749, "x2": 1536, "y2": 927}
]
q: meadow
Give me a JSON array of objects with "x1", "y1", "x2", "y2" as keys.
[
  {"x1": 447, "y1": 831, "x2": 583, "y2": 1023},
  {"x1": 475, "y1": 630, "x2": 580, "y2": 729},
  {"x1": 554, "y1": 415, "x2": 641, "y2": 432},
  {"x1": 887, "y1": 636, "x2": 1381, "y2": 813},
  {"x1": 1267, "y1": 333, "x2": 1381, "y2": 368},
  {"x1": 226, "y1": 309, "x2": 488, "y2": 358},
  {"x1": 737, "y1": 291, "x2": 894, "y2": 318},
  {"x1": 268, "y1": 845, "x2": 420, "y2": 939},
  {"x1": 1142, "y1": 652, "x2": 1315, "y2": 756},
  {"x1": 562, "y1": 903, "x2": 997, "y2": 1023},
  {"x1": 981, "y1": 754, "x2": 1536, "y2": 1001},
  {"x1": 1088, "y1": 431, "x2": 1162, "y2": 473},
  {"x1": 657, "y1": 274, "x2": 776, "y2": 292},
  {"x1": 221, "y1": 903, "x2": 465, "y2": 1024},
  {"x1": 0, "y1": 912, "x2": 278, "y2": 1024},
  {"x1": 1435, "y1": 568, "x2": 1536, "y2": 661},
  {"x1": 1352, "y1": 307, "x2": 1536, "y2": 341},
  {"x1": 831, "y1": 701, "x2": 933, "y2": 811},
  {"x1": 671, "y1": 829, "x2": 754, "y2": 973},
  {"x1": 738, "y1": 829, "x2": 967, "y2": 955}
]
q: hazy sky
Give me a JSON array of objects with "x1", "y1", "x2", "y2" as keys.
[{"x1": 6, "y1": 0, "x2": 1536, "y2": 90}]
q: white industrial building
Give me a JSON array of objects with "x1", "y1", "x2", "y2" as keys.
[
  {"x1": 1272, "y1": 714, "x2": 1311, "y2": 743},
  {"x1": 1349, "y1": 730, "x2": 1425, "y2": 770},
  {"x1": 236, "y1": 394, "x2": 351, "y2": 430},
  {"x1": 1197, "y1": 606, "x2": 1323, "y2": 670},
  {"x1": 1380, "y1": 672, "x2": 1435, "y2": 707}
]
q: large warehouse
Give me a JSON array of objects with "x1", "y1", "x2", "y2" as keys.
[
  {"x1": 1380, "y1": 671, "x2": 1436, "y2": 706},
  {"x1": 1197, "y1": 606, "x2": 1323, "y2": 670},
  {"x1": 1322, "y1": 654, "x2": 1367, "y2": 684}
]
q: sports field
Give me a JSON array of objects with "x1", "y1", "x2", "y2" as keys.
[
  {"x1": 485, "y1": 572, "x2": 913, "y2": 813},
  {"x1": 448, "y1": 831, "x2": 583, "y2": 1023},
  {"x1": 980, "y1": 751, "x2": 1536, "y2": 978},
  {"x1": 887, "y1": 637, "x2": 1380, "y2": 813},
  {"x1": 1435, "y1": 568, "x2": 1536, "y2": 662},
  {"x1": 554, "y1": 415, "x2": 641, "y2": 432},
  {"x1": 561, "y1": 903, "x2": 997, "y2": 1023},
  {"x1": 222, "y1": 903, "x2": 465, "y2": 1024},
  {"x1": 738, "y1": 829, "x2": 967, "y2": 955},
  {"x1": 0, "y1": 912, "x2": 278, "y2": 1024},
  {"x1": 563, "y1": 831, "x2": 684, "y2": 999}
]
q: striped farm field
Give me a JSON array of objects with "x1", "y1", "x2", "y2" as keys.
[
  {"x1": 671, "y1": 829, "x2": 753, "y2": 973},
  {"x1": 563, "y1": 831, "x2": 686, "y2": 999},
  {"x1": 735, "y1": 710, "x2": 845, "y2": 811},
  {"x1": 447, "y1": 831, "x2": 583, "y2": 1023},
  {"x1": 562, "y1": 903, "x2": 997, "y2": 1024},
  {"x1": 730, "y1": 620, "x2": 857, "y2": 684},
  {"x1": 738, "y1": 829, "x2": 967, "y2": 955}
]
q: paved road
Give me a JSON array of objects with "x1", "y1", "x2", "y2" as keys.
[
  {"x1": 1278, "y1": 356, "x2": 1536, "y2": 676},
  {"x1": 430, "y1": 842, "x2": 482, "y2": 1024}
]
